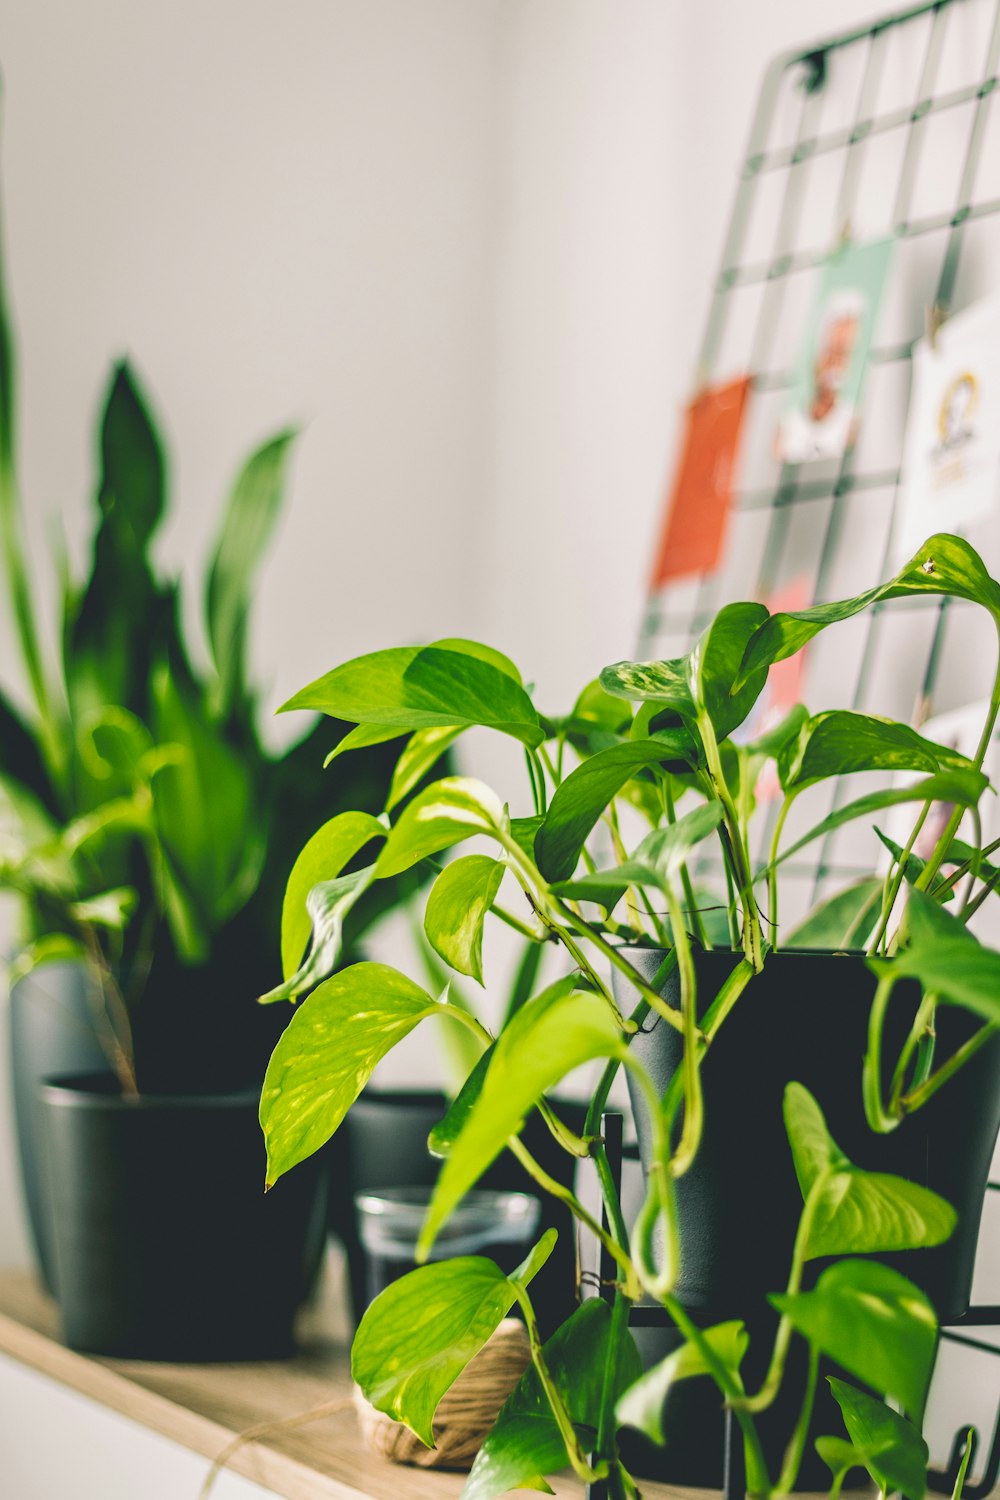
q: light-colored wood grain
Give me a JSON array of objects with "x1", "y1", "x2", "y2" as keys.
[{"x1": 0, "y1": 1265, "x2": 703, "y2": 1500}]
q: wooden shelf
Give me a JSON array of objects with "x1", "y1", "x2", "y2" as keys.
[{"x1": 0, "y1": 1265, "x2": 699, "y2": 1500}]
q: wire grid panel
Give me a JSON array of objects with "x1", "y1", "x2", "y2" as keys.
[{"x1": 639, "y1": 0, "x2": 1000, "y2": 934}]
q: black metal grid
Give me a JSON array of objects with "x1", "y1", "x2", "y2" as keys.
[
  {"x1": 638, "y1": 0, "x2": 1000, "y2": 924},
  {"x1": 620, "y1": 3, "x2": 1000, "y2": 1493}
]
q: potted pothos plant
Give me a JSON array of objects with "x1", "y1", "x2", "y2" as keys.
[
  {"x1": 0, "y1": 132, "x2": 426, "y2": 1357},
  {"x1": 259, "y1": 532, "x2": 1000, "y2": 1498}
]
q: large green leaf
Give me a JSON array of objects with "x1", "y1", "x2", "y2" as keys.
[
  {"x1": 262, "y1": 866, "x2": 374, "y2": 1003},
  {"x1": 773, "y1": 769, "x2": 989, "y2": 869},
  {"x1": 462, "y1": 1299, "x2": 641, "y2": 1500},
  {"x1": 827, "y1": 1379, "x2": 929, "y2": 1500},
  {"x1": 424, "y1": 854, "x2": 505, "y2": 985},
  {"x1": 259, "y1": 962, "x2": 456, "y2": 1185},
  {"x1": 279, "y1": 810, "x2": 386, "y2": 980},
  {"x1": 778, "y1": 711, "x2": 971, "y2": 792},
  {"x1": 148, "y1": 661, "x2": 261, "y2": 959},
  {"x1": 601, "y1": 602, "x2": 770, "y2": 741},
  {"x1": 375, "y1": 777, "x2": 506, "y2": 879},
  {"x1": 280, "y1": 641, "x2": 543, "y2": 747},
  {"x1": 773, "y1": 1260, "x2": 936, "y2": 1421},
  {"x1": 873, "y1": 888, "x2": 1000, "y2": 1024},
  {"x1": 738, "y1": 534, "x2": 1000, "y2": 689},
  {"x1": 419, "y1": 981, "x2": 625, "y2": 1258},
  {"x1": 352, "y1": 1232, "x2": 555, "y2": 1447},
  {"x1": 386, "y1": 725, "x2": 465, "y2": 813},
  {"x1": 784, "y1": 878, "x2": 883, "y2": 950},
  {"x1": 534, "y1": 741, "x2": 686, "y2": 883},
  {"x1": 64, "y1": 362, "x2": 170, "y2": 725},
  {"x1": 616, "y1": 1321, "x2": 748, "y2": 1444},
  {"x1": 783, "y1": 1084, "x2": 956, "y2": 1259},
  {"x1": 205, "y1": 430, "x2": 297, "y2": 720}
]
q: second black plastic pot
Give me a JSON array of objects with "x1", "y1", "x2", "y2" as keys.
[{"x1": 617, "y1": 947, "x2": 1000, "y2": 1489}]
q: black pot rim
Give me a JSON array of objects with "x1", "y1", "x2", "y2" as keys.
[{"x1": 39, "y1": 1071, "x2": 262, "y2": 1112}]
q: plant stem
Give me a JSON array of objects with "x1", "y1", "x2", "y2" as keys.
[
  {"x1": 698, "y1": 711, "x2": 763, "y2": 969},
  {"x1": 661, "y1": 1291, "x2": 771, "y2": 1497},
  {"x1": 665, "y1": 884, "x2": 703, "y2": 1178},
  {"x1": 766, "y1": 794, "x2": 795, "y2": 953},
  {"x1": 509, "y1": 1279, "x2": 605, "y2": 1484},
  {"x1": 508, "y1": 1135, "x2": 640, "y2": 1299},
  {"x1": 492, "y1": 900, "x2": 547, "y2": 943},
  {"x1": 888, "y1": 989, "x2": 937, "y2": 1112},
  {"x1": 664, "y1": 778, "x2": 711, "y2": 950},
  {"x1": 538, "y1": 1098, "x2": 591, "y2": 1158},
  {"x1": 772, "y1": 1345, "x2": 819, "y2": 1496},
  {"x1": 733, "y1": 1167, "x2": 831, "y2": 1414},
  {"x1": 900, "y1": 1020, "x2": 999, "y2": 1113},
  {"x1": 554, "y1": 900, "x2": 688, "y2": 1035},
  {"x1": 868, "y1": 803, "x2": 930, "y2": 957}
]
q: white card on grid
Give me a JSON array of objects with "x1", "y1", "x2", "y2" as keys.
[{"x1": 896, "y1": 295, "x2": 1000, "y2": 563}]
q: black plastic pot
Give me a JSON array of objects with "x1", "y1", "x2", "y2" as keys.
[
  {"x1": 39, "y1": 1074, "x2": 330, "y2": 1360},
  {"x1": 332, "y1": 1088, "x2": 587, "y2": 1336},
  {"x1": 616, "y1": 947, "x2": 1000, "y2": 1489},
  {"x1": 8, "y1": 964, "x2": 108, "y2": 1290}
]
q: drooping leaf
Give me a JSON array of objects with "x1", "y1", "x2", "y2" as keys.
[
  {"x1": 262, "y1": 865, "x2": 374, "y2": 1003},
  {"x1": 827, "y1": 1378, "x2": 929, "y2": 1500},
  {"x1": 205, "y1": 429, "x2": 297, "y2": 720},
  {"x1": 873, "y1": 887, "x2": 1000, "y2": 1024},
  {"x1": 428, "y1": 1045, "x2": 495, "y2": 1159},
  {"x1": 773, "y1": 769, "x2": 989, "y2": 869},
  {"x1": 785, "y1": 878, "x2": 884, "y2": 950},
  {"x1": 352, "y1": 1231, "x2": 555, "y2": 1448},
  {"x1": 616, "y1": 1321, "x2": 748, "y2": 1444},
  {"x1": 424, "y1": 854, "x2": 505, "y2": 985},
  {"x1": 783, "y1": 1082, "x2": 850, "y2": 1198},
  {"x1": 280, "y1": 642, "x2": 543, "y2": 747},
  {"x1": 783, "y1": 1083, "x2": 956, "y2": 1259},
  {"x1": 738, "y1": 534, "x2": 1000, "y2": 690},
  {"x1": 259, "y1": 962, "x2": 458, "y2": 1185},
  {"x1": 773, "y1": 1259, "x2": 937, "y2": 1421},
  {"x1": 816, "y1": 1435, "x2": 867, "y2": 1486},
  {"x1": 420, "y1": 980, "x2": 625, "y2": 1258},
  {"x1": 375, "y1": 777, "x2": 506, "y2": 879},
  {"x1": 279, "y1": 811, "x2": 386, "y2": 980},
  {"x1": 462, "y1": 1299, "x2": 641, "y2": 1500},
  {"x1": 386, "y1": 725, "x2": 465, "y2": 813},
  {"x1": 778, "y1": 711, "x2": 971, "y2": 792},
  {"x1": 534, "y1": 740, "x2": 688, "y2": 883}
]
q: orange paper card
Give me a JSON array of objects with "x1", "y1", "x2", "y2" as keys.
[{"x1": 650, "y1": 376, "x2": 751, "y2": 589}]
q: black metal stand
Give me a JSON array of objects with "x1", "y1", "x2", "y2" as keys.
[{"x1": 584, "y1": 1119, "x2": 1000, "y2": 1500}]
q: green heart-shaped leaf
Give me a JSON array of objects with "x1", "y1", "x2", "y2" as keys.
[
  {"x1": 281, "y1": 641, "x2": 543, "y2": 747},
  {"x1": 872, "y1": 888, "x2": 1000, "y2": 1024},
  {"x1": 386, "y1": 725, "x2": 464, "y2": 812},
  {"x1": 534, "y1": 740, "x2": 688, "y2": 882},
  {"x1": 352, "y1": 1230, "x2": 555, "y2": 1447},
  {"x1": 773, "y1": 1259, "x2": 936, "y2": 1421},
  {"x1": 420, "y1": 981, "x2": 625, "y2": 1258},
  {"x1": 424, "y1": 854, "x2": 506, "y2": 985},
  {"x1": 260, "y1": 962, "x2": 455, "y2": 1185},
  {"x1": 262, "y1": 865, "x2": 375, "y2": 1003},
  {"x1": 462, "y1": 1299, "x2": 641, "y2": 1500},
  {"x1": 772, "y1": 768, "x2": 989, "y2": 869},
  {"x1": 783, "y1": 1082, "x2": 849, "y2": 1198},
  {"x1": 279, "y1": 811, "x2": 386, "y2": 981},
  {"x1": 374, "y1": 777, "x2": 506, "y2": 879},
  {"x1": 738, "y1": 534, "x2": 1000, "y2": 690},
  {"x1": 616, "y1": 1320, "x2": 748, "y2": 1444},
  {"x1": 778, "y1": 711, "x2": 971, "y2": 792},
  {"x1": 827, "y1": 1379, "x2": 929, "y2": 1500}
]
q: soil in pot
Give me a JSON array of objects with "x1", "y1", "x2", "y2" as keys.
[
  {"x1": 616, "y1": 947, "x2": 1000, "y2": 1490},
  {"x1": 39, "y1": 1073, "x2": 330, "y2": 1361}
]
